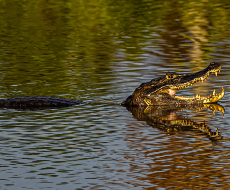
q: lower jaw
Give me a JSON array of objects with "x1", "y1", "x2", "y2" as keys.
[{"x1": 174, "y1": 87, "x2": 224, "y2": 104}]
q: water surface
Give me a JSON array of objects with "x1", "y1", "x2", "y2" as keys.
[{"x1": 0, "y1": 0, "x2": 230, "y2": 189}]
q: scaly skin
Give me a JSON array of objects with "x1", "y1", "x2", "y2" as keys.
[
  {"x1": 0, "y1": 97, "x2": 83, "y2": 110},
  {"x1": 0, "y1": 62, "x2": 225, "y2": 110},
  {"x1": 122, "y1": 62, "x2": 224, "y2": 106}
]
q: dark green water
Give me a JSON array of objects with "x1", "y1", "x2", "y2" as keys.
[{"x1": 0, "y1": 0, "x2": 230, "y2": 189}]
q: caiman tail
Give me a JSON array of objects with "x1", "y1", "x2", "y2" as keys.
[{"x1": 0, "y1": 97, "x2": 83, "y2": 110}]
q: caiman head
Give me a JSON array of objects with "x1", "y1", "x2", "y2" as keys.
[{"x1": 122, "y1": 62, "x2": 224, "y2": 106}]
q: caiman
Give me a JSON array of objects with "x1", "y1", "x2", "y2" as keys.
[
  {"x1": 122, "y1": 62, "x2": 224, "y2": 106},
  {"x1": 0, "y1": 62, "x2": 225, "y2": 110}
]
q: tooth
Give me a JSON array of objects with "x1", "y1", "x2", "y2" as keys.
[{"x1": 215, "y1": 72, "x2": 217, "y2": 76}]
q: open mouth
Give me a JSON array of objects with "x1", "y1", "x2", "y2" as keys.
[{"x1": 167, "y1": 63, "x2": 224, "y2": 103}]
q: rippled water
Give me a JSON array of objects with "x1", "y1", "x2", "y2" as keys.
[{"x1": 0, "y1": 0, "x2": 230, "y2": 189}]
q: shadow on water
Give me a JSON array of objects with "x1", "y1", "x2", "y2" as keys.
[{"x1": 125, "y1": 103, "x2": 225, "y2": 141}]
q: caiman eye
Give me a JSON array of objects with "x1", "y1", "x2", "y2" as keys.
[{"x1": 166, "y1": 72, "x2": 176, "y2": 79}]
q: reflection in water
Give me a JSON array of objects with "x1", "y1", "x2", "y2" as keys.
[
  {"x1": 125, "y1": 104, "x2": 224, "y2": 141},
  {"x1": 124, "y1": 104, "x2": 229, "y2": 189}
]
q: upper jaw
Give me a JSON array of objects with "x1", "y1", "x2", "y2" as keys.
[{"x1": 169, "y1": 62, "x2": 221, "y2": 90}]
